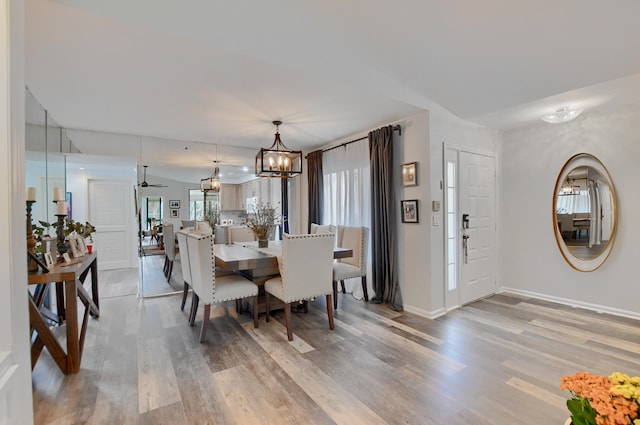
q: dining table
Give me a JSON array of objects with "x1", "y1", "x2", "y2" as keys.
[{"x1": 213, "y1": 241, "x2": 352, "y2": 314}]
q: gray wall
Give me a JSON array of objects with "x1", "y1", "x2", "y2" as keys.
[{"x1": 501, "y1": 102, "x2": 640, "y2": 318}]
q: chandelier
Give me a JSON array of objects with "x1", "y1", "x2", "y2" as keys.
[
  {"x1": 541, "y1": 107, "x2": 583, "y2": 124},
  {"x1": 255, "y1": 120, "x2": 302, "y2": 178},
  {"x1": 559, "y1": 178, "x2": 580, "y2": 196},
  {"x1": 200, "y1": 160, "x2": 221, "y2": 192}
]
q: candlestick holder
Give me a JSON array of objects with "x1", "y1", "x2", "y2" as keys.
[
  {"x1": 55, "y1": 213, "x2": 68, "y2": 260},
  {"x1": 26, "y1": 200, "x2": 38, "y2": 271}
]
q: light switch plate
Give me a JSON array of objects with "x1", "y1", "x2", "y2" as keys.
[{"x1": 432, "y1": 200, "x2": 441, "y2": 212}]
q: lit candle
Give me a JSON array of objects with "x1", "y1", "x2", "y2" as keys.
[
  {"x1": 27, "y1": 187, "x2": 36, "y2": 201},
  {"x1": 53, "y1": 187, "x2": 64, "y2": 201},
  {"x1": 269, "y1": 157, "x2": 274, "y2": 170},
  {"x1": 56, "y1": 200, "x2": 67, "y2": 216},
  {"x1": 284, "y1": 157, "x2": 290, "y2": 171}
]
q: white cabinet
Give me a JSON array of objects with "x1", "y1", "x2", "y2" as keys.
[
  {"x1": 220, "y1": 184, "x2": 238, "y2": 210},
  {"x1": 238, "y1": 178, "x2": 281, "y2": 209},
  {"x1": 270, "y1": 178, "x2": 281, "y2": 207},
  {"x1": 259, "y1": 178, "x2": 271, "y2": 206}
]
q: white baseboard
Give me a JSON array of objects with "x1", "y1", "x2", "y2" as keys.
[
  {"x1": 500, "y1": 287, "x2": 640, "y2": 322},
  {"x1": 403, "y1": 304, "x2": 446, "y2": 320}
]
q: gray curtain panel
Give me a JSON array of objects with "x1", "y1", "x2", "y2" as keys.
[
  {"x1": 281, "y1": 178, "x2": 289, "y2": 235},
  {"x1": 369, "y1": 126, "x2": 403, "y2": 311},
  {"x1": 306, "y1": 150, "x2": 324, "y2": 233}
]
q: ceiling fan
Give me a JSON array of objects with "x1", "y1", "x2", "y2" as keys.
[{"x1": 139, "y1": 165, "x2": 168, "y2": 188}]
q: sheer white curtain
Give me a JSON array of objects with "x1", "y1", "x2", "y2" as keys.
[
  {"x1": 322, "y1": 140, "x2": 371, "y2": 299},
  {"x1": 556, "y1": 191, "x2": 590, "y2": 214}
]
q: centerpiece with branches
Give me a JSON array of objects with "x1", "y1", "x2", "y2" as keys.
[
  {"x1": 243, "y1": 203, "x2": 281, "y2": 247},
  {"x1": 561, "y1": 371, "x2": 640, "y2": 425}
]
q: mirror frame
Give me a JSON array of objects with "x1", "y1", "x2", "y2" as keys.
[{"x1": 553, "y1": 153, "x2": 618, "y2": 272}]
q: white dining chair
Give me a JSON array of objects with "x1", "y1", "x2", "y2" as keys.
[
  {"x1": 175, "y1": 228, "x2": 192, "y2": 312},
  {"x1": 332, "y1": 226, "x2": 369, "y2": 310},
  {"x1": 195, "y1": 221, "x2": 213, "y2": 235},
  {"x1": 229, "y1": 226, "x2": 257, "y2": 243},
  {"x1": 186, "y1": 232, "x2": 259, "y2": 343},
  {"x1": 162, "y1": 223, "x2": 176, "y2": 282},
  {"x1": 264, "y1": 233, "x2": 335, "y2": 341},
  {"x1": 310, "y1": 223, "x2": 337, "y2": 235}
]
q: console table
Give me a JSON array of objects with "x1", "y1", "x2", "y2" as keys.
[{"x1": 28, "y1": 252, "x2": 99, "y2": 374}]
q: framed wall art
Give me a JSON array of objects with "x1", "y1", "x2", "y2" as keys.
[
  {"x1": 170, "y1": 208, "x2": 179, "y2": 218},
  {"x1": 401, "y1": 162, "x2": 417, "y2": 187},
  {"x1": 169, "y1": 200, "x2": 180, "y2": 209},
  {"x1": 401, "y1": 199, "x2": 419, "y2": 223}
]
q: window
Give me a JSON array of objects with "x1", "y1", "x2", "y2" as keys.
[
  {"x1": 446, "y1": 160, "x2": 457, "y2": 292},
  {"x1": 189, "y1": 189, "x2": 219, "y2": 221},
  {"x1": 189, "y1": 189, "x2": 205, "y2": 221},
  {"x1": 142, "y1": 197, "x2": 163, "y2": 230},
  {"x1": 322, "y1": 140, "x2": 370, "y2": 227}
]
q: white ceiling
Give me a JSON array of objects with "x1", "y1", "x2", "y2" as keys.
[{"x1": 25, "y1": 0, "x2": 640, "y2": 183}]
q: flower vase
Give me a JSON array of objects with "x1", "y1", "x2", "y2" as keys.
[{"x1": 258, "y1": 239, "x2": 268, "y2": 248}]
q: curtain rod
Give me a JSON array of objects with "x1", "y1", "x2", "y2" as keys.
[{"x1": 307, "y1": 124, "x2": 402, "y2": 157}]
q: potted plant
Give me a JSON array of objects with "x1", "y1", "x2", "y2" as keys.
[
  {"x1": 243, "y1": 203, "x2": 281, "y2": 247},
  {"x1": 560, "y1": 371, "x2": 640, "y2": 425},
  {"x1": 65, "y1": 219, "x2": 97, "y2": 253}
]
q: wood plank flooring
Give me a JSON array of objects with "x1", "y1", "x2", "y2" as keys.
[{"x1": 31, "y1": 255, "x2": 640, "y2": 424}]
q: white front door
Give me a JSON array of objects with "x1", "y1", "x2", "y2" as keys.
[
  {"x1": 459, "y1": 151, "x2": 497, "y2": 304},
  {"x1": 88, "y1": 179, "x2": 135, "y2": 270}
]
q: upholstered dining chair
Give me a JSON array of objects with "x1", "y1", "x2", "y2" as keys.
[
  {"x1": 229, "y1": 226, "x2": 257, "y2": 243},
  {"x1": 175, "y1": 228, "x2": 192, "y2": 312},
  {"x1": 332, "y1": 226, "x2": 369, "y2": 310},
  {"x1": 264, "y1": 233, "x2": 335, "y2": 341},
  {"x1": 186, "y1": 232, "x2": 259, "y2": 343},
  {"x1": 310, "y1": 223, "x2": 337, "y2": 235},
  {"x1": 162, "y1": 223, "x2": 176, "y2": 282}
]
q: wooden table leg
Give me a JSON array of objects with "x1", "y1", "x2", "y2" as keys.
[
  {"x1": 29, "y1": 295, "x2": 67, "y2": 373},
  {"x1": 90, "y1": 258, "x2": 99, "y2": 314},
  {"x1": 64, "y1": 277, "x2": 80, "y2": 373},
  {"x1": 79, "y1": 258, "x2": 100, "y2": 317},
  {"x1": 55, "y1": 281, "x2": 66, "y2": 321}
]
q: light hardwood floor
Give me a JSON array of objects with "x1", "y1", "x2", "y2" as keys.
[{"x1": 32, "y1": 255, "x2": 640, "y2": 424}]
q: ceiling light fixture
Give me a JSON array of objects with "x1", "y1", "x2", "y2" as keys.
[
  {"x1": 541, "y1": 107, "x2": 583, "y2": 124},
  {"x1": 201, "y1": 145, "x2": 221, "y2": 192},
  {"x1": 559, "y1": 177, "x2": 580, "y2": 196},
  {"x1": 255, "y1": 120, "x2": 302, "y2": 178}
]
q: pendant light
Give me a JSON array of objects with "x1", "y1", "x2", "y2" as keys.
[
  {"x1": 255, "y1": 120, "x2": 302, "y2": 178},
  {"x1": 201, "y1": 145, "x2": 221, "y2": 192}
]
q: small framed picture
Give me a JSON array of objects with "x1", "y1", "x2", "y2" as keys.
[
  {"x1": 69, "y1": 236, "x2": 82, "y2": 258},
  {"x1": 44, "y1": 251, "x2": 54, "y2": 267},
  {"x1": 169, "y1": 200, "x2": 180, "y2": 209},
  {"x1": 401, "y1": 199, "x2": 419, "y2": 223},
  {"x1": 401, "y1": 162, "x2": 418, "y2": 187},
  {"x1": 62, "y1": 252, "x2": 72, "y2": 263},
  {"x1": 76, "y1": 236, "x2": 88, "y2": 254},
  {"x1": 170, "y1": 208, "x2": 179, "y2": 218}
]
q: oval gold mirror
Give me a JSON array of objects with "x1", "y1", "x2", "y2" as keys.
[{"x1": 553, "y1": 153, "x2": 617, "y2": 272}]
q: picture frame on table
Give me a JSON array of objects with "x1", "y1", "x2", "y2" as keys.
[
  {"x1": 170, "y1": 208, "x2": 179, "y2": 218},
  {"x1": 401, "y1": 162, "x2": 418, "y2": 187},
  {"x1": 169, "y1": 200, "x2": 180, "y2": 209},
  {"x1": 62, "y1": 253, "x2": 72, "y2": 263},
  {"x1": 69, "y1": 236, "x2": 83, "y2": 258},
  {"x1": 401, "y1": 199, "x2": 419, "y2": 223},
  {"x1": 76, "y1": 236, "x2": 88, "y2": 254},
  {"x1": 43, "y1": 252, "x2": 54, "y2": 268}
]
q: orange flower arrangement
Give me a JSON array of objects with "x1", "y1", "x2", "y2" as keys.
[{"x1": 560, "y1": 371, "x2": 640, "y2": 425}]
